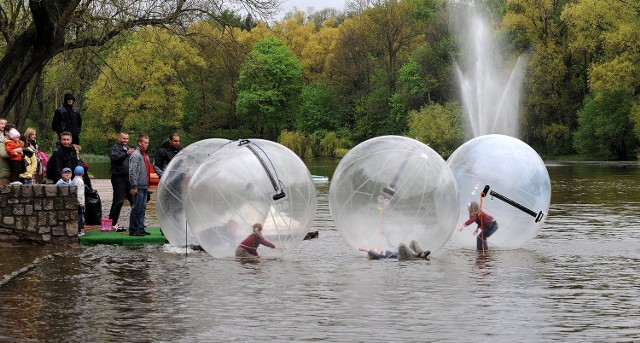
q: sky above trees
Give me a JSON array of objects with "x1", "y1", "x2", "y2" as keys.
[{"x1": 282, "y1": 0, "x2": 345, "y2": 14}]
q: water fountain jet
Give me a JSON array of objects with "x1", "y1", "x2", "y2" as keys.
[{"x1": 452, "y1": 3, "x2": 526, "y2": 138}]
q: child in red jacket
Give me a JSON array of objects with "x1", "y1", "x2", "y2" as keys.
[{"x1": 5, "y1": 128, "x2": 24, "y2": 183}]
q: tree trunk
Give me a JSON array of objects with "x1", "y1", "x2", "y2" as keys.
[{"x1": 0, "y1": 0, "x2": 76, "y2": 118}]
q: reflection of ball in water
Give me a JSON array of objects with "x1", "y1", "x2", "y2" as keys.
[
  {"x1": 447, "y1": 134, "x2": 551, "y2": 249},
  {"x1": 329, "y1": 136, "x2": 459, "y2": 253},
  {"x1": 184, "y1": 139, "x2": 316, "y2": 259},
  {"x1": 156, "y1": 139, "x2": 230, "y2": 247}
]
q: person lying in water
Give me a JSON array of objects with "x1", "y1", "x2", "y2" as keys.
[{"x1": 359, "y1": 240, "x2": 430, "y2": 261}]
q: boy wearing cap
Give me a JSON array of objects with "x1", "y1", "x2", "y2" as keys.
[
  {"x1": 73, "y1": 166, "x2": 86, "y2": 236},
  {"x1": 56, "y1": 167, "x2": 75, "y2": 186},
  {"x1": 4, "y1": 128, "x2": 24, "y2": 183}
]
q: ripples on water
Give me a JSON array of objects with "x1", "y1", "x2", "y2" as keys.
[{"x1": 1, "y1": 165, "x2": 640, "y2": 342}]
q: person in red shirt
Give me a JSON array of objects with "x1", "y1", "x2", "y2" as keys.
[
  {"x1": 235, "y1": 223, "x2": 278, "y2": 262},
  {"x1": 5, "y1": 128, "x2": 24, "y2": 183},
  {"x1": 458, "y1": 201, "x2": 499, "y2": 251}
]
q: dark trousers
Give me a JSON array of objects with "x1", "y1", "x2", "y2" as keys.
[
  {"x1": 477, "y1": 221, "x2": 499, "y2": 251},
  {"x1": 78, "y1": 206, "x2": 84, "y2": 232},
  {"x1": 9, "y1": 160, "x2": 22, "y2": 182},
  {"x1": 129, "y1": 189, "x2": 148, "y2": 233},
  {"x1": 108, "y1": 174, "x2": 132, "y2": 224}
]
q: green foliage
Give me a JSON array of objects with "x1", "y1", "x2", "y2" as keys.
[
  {"x1": 562, "y1": 0, "x2": 640, "y2": 95},
  {"x1": 632, "y1": 102, "x2": 640, "y2": 159},
  {"x1": 297, "y1": 83, "x2": 341, "y2": 135},
  {"x1": 351, "y1": 88, "x2": 393, "y2": 141},
  {"x1": 5, "y1": 2, "x2": 639, "y2": 160},
  {"x1": 278, "y1": 129, "x2": 349, "y2": 159},
  {"x1": 407, "y1": 102, "x2": 464, "y2": 158},
  {"x1": 389, "y1": 93, "x2": 409, "y2": 134},
  {"x1": 539, "y1": 123, "x2": 574, "y2": 156},
  {"x1": 278, "y1": 130, "x2": 308, "y2": 157},
  {"x1": 519, "y1": 43, "x2": 579, "y2": 148},
  {"x1": 574, "y1": 91, "x2": 638, "y2": 159},
  {"x1": 319, "y1": 131, "x2": 350, "y2": 158},
  {"x1": 236, "y1": 37, "x2": 304, "y2": 139},
  {"x1": 84, "y1": 28, "x2": 205, "y2": 153},
  {"x1": 398, "y1": 39, "x2": 457, "y2": 109}
]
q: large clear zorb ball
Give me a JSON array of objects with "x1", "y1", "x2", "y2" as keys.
[
  {"x1": 156, "y1": 138, "x2": 230, "y2": 247},
  {"x1": 447, "y1": 134, "x2": 551, "y2": 250},
  {"x1": 184, "y1": 139, "x2": 316, "y2": 259},
  {"x1": 329, "y1": 136, "x2": 459, "y2": 253}
]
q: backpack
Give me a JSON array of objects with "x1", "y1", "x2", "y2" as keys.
[
  {"x1": 34, "y1": 151, "x2": 49, "y2": 184},
  {"x1": 84, "y1": 187, "x2": 102, "y2": 225},
  {"x1": 45, "y1": 151, "x2": 57, "y2": 182}
]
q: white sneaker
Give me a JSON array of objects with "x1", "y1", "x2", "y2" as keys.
[{"x1": 78, "y1": 232, "x2": 85, "y2": 236}]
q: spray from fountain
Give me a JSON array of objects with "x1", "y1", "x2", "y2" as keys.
[{"x1": 452, "y1": 3, "x2": 526, "y2": 138}]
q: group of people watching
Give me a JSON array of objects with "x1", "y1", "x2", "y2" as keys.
[
  {"x1": 0, "y1": 119, "x2": 43, "y2": 185},
  {"x1": 106, "y1": 131, "x2": 181, "y2": 236},
  {"x1": 1, "y1": 92, "x2": 185, "y2": 238},
  {"x1": 0, "y1": 93, "x2": 82, "y2": 186}
]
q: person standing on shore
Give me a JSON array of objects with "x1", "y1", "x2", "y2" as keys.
[
  {"x1": 0, "y1": 123, "x2": 12, "y2": 185},
  {"x1": 0, "y1": 118, "x2": 6, "y2": 140},
  {"x1": 52, "y1": 93, "x2": 82, "y2": 145},
  {"x1": 153, "y1": 132, "x2": 181, "y2": 179},
  {"x1": 47, "y1": 131, "x2": 80, "y2": 182},
  {"x1": 129, "y1": 135, "x2": 151, "y2": 237},
  {"x1": 73, "y1": 166, "x2": 86, "y2": 237},
  {"x1": 108, "y1": 132, "x2": 134, "y2": 232}
]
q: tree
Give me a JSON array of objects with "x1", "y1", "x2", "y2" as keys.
[
  {"x1": 364, "y1": 0, "x2": 423, "y2": 94},
  {"x1": 407, "y1": 102, "x2": 463, "y2": 158},
  {"x1": 573, "y1": 91, "x2": 637, "y2": 159},
  {"x1": 235, "y1": 37, "x2": 304, "y2": 139},
  {"x1": 0, "y1": 0, "x2": 278, "y2": 119},
  {"x1": 271, "y1": 11, "x2": 315, "y2": 59},
  {"x1": 83, "y1": 28, "x2": 205, "y2": 153},
  {"x1": 326, "y1": 0, "x2": 426, "y2": 141},
  {"x1": 297, "y1": 83, "x2": 342, "y2": 135},
  {"x1": 398, "y1": 39, "x2": 457, "y2": 109},
  {"x1": 561, "y1": 0, "x2": 640, "y2": 95},
  {"x1": 299, "y1": 18, "x2": 340, "y2": 83},
  {"x1": 502, "y1": 0, "x2": 581, "y2": 153},
  {"x1": 184, "y1": 21, "x2": 253, "y2": 140}
]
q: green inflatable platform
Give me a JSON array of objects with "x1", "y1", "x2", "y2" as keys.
[{"x1": 80, "y1": 227, "x2": 167, "y2": 246}]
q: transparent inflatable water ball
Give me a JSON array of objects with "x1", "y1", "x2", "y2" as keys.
[
  {"x1": 329, "y1": 136, "x2": 459, "y2": 254},
  {"x1": 447, "y1": 134, "x2": 551, "y2": 250},
  {"x1": 184, "y1": 139, "x2": 316, "y2": 258},
  {"x1": 156, "y1": 138, "x2": 230, "y2": 247}
]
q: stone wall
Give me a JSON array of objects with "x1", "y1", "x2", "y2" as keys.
[{"x1": 0, "y1": 184, "x2": 79, "y2": 245}]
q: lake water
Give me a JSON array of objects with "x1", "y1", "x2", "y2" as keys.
[{"x1": 1, "y1": 162, "x2": 639, "y2": 342}]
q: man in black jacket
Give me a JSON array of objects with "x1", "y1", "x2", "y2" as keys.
[
  {"x1": 153, "y1": 132, "x2": 181, "y2": 178},
  {"x1": 52, "y1": 93, "x2": 82, "y2": 145},
  {"x1": 47, "y1": 131, "x2": 79, "y2": 182},
  {"x1": 108, "y1": 132, "x2": 134, "y2": 231}
]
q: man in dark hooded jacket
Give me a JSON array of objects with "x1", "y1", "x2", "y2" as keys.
[
  {"x1": 153, "y1": 132, "x2": 181, "y2": 178},
  {"x1": 52, "y1": 93, "x2": 82, "y2": 145}
]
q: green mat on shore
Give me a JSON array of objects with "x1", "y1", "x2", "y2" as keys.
[{"x1": 80, "y1": 227, "x2": 167, "y2": 246}]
